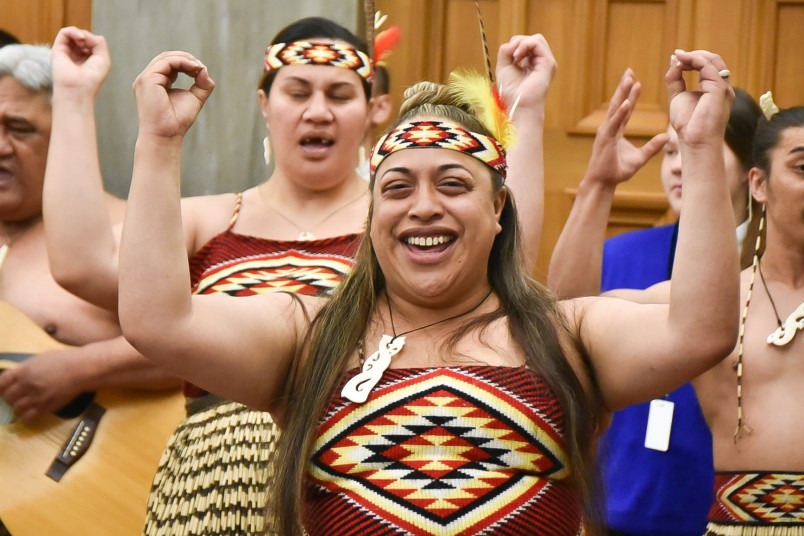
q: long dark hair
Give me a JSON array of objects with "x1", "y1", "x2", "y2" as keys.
[
  {"x1": 724, "y1": 89, "x2": 763, "y2": 269},
  {"x1": 272, "y1": 82, "x2": 603, "y2": 535},
  {"x1": 258, "y1": 16, "x2": 371, "y2": 99}
]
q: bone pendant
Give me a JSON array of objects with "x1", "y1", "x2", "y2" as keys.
[{"x1": 341, "y1": 334, "x2": 406, "y2": 404}]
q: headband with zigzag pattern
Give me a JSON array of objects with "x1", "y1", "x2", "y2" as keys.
[
  {"x1": 370, "y1": 120, "x2": 507, "y2": 179},
  {"x1": 263, "y1": 41, "x2": 373, "y2": 82}
]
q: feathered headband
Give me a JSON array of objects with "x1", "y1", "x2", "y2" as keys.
[
  {"x1": 368, "y1": 69, "x2": 515, "y2": 179},
  {"x1": 449, "y1": 70, "x2": 516, "y2": 151},
  {"x1": 263, "y1": 41, "x2": 373, "y2": 83},
  {"x1": 439, "y1": 3, "x2": 518, "y2": 152}
]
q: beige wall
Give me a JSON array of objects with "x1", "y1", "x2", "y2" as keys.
[
  {"x1": 1, "y1": 0, "x2": 359, "y2": 197},
  {"x1": 92, "y1": 1, "x2": 358, "y2": 198}
]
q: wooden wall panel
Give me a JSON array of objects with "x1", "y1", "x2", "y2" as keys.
[
  {"x1": 64, "y1": 0, "x2": 92, "y2": 30},
  {"x1": 569, "y1": 0, "x2": 678, "y2": 137},
  {"x1": 773, "y1": 2, "x2": 804, "y2": 107},
  {"x1": 0, "y1": 0, "x2": 91, "y2": 44}
]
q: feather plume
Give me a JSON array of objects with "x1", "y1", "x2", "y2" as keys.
[
  {"x1": 374, "y1": 25, "x2": 401, "y2": 64},
  {"x1": 449, "y1": 69, "x2": 515, "y2": 150},
  {"x1": 374, "y1": 11, "x2": 388, "y2": 30},
  {"x1": 474, "y1": 1, "x2": 494, "y2": 83},
  {"x1": 363, "y1": 0, "x2": 375, "y2": 62}
]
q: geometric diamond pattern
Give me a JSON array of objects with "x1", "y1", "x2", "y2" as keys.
[
  {"x1": 306, "y1": 367, "x2": 582, "y2": 535},
  {"x1": 371, "y1": 121, "x2": 507, "y2": 178},
  {"x1": 265, "y1": 41, "x2": 374, "y2": 82},
  {"x1": 193, "y1": 249, "x2": 354, "y2": 296},
  {"x1": 709, "y1": 472, "x2": 804, "y2": 525}
]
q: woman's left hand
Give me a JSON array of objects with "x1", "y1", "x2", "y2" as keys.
[
  {"x1": 495, "y1": 34, "x2": 557, "y2": 114},
  {"x1": 132, "y1": 51, "x2": 215, "y2": 141},
  {"x1": 666, "y1": 49, "x2": 734, "y2": 147}
]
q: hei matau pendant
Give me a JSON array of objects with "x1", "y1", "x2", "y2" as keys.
[
  {"x1": 767, "y1": 302, "x2": 804, "y2": 346},
  {"x1": 341, "y1": 334, "x2": 406, "y2": 404}
]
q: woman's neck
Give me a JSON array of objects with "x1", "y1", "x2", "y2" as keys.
[
  {"x1": 382, "y1": 284, "x2": 498, "y2": 334},
  {"x1": 761, "y1": 239, "x2": 804, "y2": 288},
  {"x1": 0, "y1": 214, "x2": 43, "y2": 245},
  {"x1": 260, "y1": 167, "x2": 366, "y2": 210}
]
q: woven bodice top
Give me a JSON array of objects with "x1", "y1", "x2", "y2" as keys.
[
  {"x1": 189, "y1": 231, "x2": 360, "y2": 297},
  {"x1": 184, "y1": 194, "x2": 361, "y2": 397},
  {"x1": 304, "y1": 366, "x2": 582, "y2": 536}
]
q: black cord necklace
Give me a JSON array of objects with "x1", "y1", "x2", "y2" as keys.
[
  {"x1": 385, "y1": 290, "x2": 493, "y2": 343},
  {"x1": 757, "y1": 258, "x2": 783, "y2": 330},
  {"x1": 342, "y1": 290, "x2": 493, "y2": 404},
  {"x1": 758, "y1": 257, "x2": 804, "y2": 346}
]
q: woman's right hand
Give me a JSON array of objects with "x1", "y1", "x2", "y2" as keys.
[
  {"x1": 132, "y1": 51, "x2": 215, "y2": 140},
  {"x1": 51, "y1": 27, "x2": 111, "y2": 98}
]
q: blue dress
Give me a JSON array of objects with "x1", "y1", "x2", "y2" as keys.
[{"x1": 600, "y1": 223, "x2": 714, "y2": 536}]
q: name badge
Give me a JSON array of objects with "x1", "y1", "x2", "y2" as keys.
[{"x1": 644, "y1": 398, "x2": 674, "y2": 452}]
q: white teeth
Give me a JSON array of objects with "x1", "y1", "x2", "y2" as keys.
[{"x1": 406, "y1": 235, "x2": 452, "y2": 247}]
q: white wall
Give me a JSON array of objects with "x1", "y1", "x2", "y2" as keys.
[{"x1": 93, "y1": 1, "x2": 358, "y2": 197}]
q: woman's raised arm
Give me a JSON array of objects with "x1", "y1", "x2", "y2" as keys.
[
  {"x1": 44, "y1": 27, "x2": 121, "y2": 310},
  {"x1": 548, "y1": 69, "x2": 667, "y2": 298},
  {"x1": 495, "y1": 34, "x2": 555, "y2": 273},
  {"x1": 572, "y1": 50, "x2": 740, "y2": 412},
  {"x1": 117, "y1": 51, "x2": 311, "y2": 410}
]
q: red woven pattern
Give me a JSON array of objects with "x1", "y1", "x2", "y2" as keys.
[
  {"x1": 304, "y1": 366, "x2": 582, "y2": 535},
  {"x1": 190, "y1": 232, "x2": 360, "y2": 297},
  {"x1": 708, "y1": 472, "x2": 804, "y2": 525}
]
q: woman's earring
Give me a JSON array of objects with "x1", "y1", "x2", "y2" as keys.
[
  {"x1": 358, "y1": 146, "x2": 368, "y2": 168},
  {"x1": 263, "y1": 136, "x2": 271, "y2": 166},
  {"x1": 356, "y1": 145, "x2": 370, "y2": 181}
]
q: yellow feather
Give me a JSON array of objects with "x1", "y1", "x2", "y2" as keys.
[{"x1": 448, "y1": 69, "x2": 515, "y2": 150}]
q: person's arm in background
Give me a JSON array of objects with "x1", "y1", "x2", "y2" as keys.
[
  {"x1": 572, "y1": 50, "x2": 740, "y2": 411},
  {"x1": 0, "y1": 335, "x2": 181, "y2": 421},
  {"x1": 43, "y1": 27, "x2": 122, "y2": 311},
  {"x1": 495, "y1": 34, "x2": 556, "y2": 273},
  {"x1": 548, "y1": 69, "x2": 668, "y2": 297},
  {"x1": 118, "y1": 51, "x2": 304, "y2": 410}
]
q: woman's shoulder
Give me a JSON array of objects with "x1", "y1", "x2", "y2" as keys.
[
  {"x1": 181, "y1": 192, "x2": 242, "y2": 252},
  {"x1": 181, "y1": 191, "x2": 241, "y2": 212}
]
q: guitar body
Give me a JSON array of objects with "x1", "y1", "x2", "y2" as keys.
[{"x1": 0, "y1": 301, "x2": 185, "y2": 536}]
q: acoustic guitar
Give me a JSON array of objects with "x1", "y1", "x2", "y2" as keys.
[{"x1": 0, "y1": 301, "x2": 185, "y2": 536}]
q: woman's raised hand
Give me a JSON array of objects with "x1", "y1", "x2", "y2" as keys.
[
  {"x1": 51, "y1": 27, "x2": 111, "y2": 97},
  {"x1": 666, "y1": 49, "x2": 734, "y2": 147},
  {"x1": 132, "y1": 51, "x2": 215, "y2": 140},
  {"x1": 495, "y1": 33, "x2": 557, "y2": 113}
]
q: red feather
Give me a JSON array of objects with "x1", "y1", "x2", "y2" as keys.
[
  {"x1": 374, "y1": 25, "x2": 401, "y2": 63},
  {"x1": 491, "y1": 85, "x2": 508, "y2": 115}
]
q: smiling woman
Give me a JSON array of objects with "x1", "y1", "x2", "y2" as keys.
[{"x1": 117, "y1": 22, "x2": 741, "y2": 535}]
